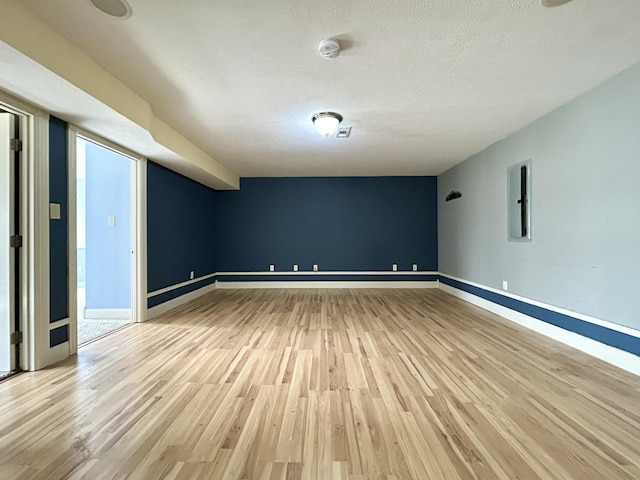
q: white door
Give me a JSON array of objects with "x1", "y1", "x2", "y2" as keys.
[{"x1": 0, "y1": 112, "x2": 17, "y2": 372}]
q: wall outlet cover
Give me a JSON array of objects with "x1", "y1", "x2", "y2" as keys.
[
  {"x1": 313, "y1": 264, "x2": 318, "y2": 272},
  {"x1": 293, "y1": 265, "x2": 298, "y2": 271},
  {"x1": 392, "y1": 264, "x2": 398, "y2": 271},
  {"x1": 190, "y1": 271, "x2": 195, "y2": 280},
  {"x1": 502, "y1": 281, "x2": 508, "y2": 291},
  {"x1": 413, "y1": 264, "x2": 418, "y2": 271},
  {"x1": 269, "y1": 264, "x2": 275, "y2": 272}
]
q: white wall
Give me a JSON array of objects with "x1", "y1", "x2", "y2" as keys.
[{"x1": 438, "y1": 62, "x2": 640, "y2": 331}]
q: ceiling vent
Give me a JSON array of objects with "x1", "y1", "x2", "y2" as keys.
[{"x1": 336, "y1": 126, "x2": 352, "y2": 138}]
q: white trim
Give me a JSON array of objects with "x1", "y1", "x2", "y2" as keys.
[
  {"x1": 0, "y1": 112, "x2": 15, "y2": 372},
  {"x1": 72, "y1": 128, "x2": 147, "y2": 332},
  {"x1": 49, "y1": 317, "x2": 70, "y2": 330},
  {"x1": 0, "y1": 92, "x2": 50, "y2": 371},
  {"x1": 147, "y1": 272, "x2": 217, "y2": 298},
  {"x1": 76, "y1": 128, "x2": 143, "y2": 162},
  {"x1": 134, "y1": 159, "x2": 147, "y2": 323},
  {"x1": 218, "y1": 270, "x2": 438, "y2": 276},
  {"x1": 147, "y1": 282, "x2": 217, "y2": 320},
  {"x1": 216, "y1": 280, "x2": 438, "y2": 289},
  {"x1": 31, "y1": 111, "x2": 50, "y2": 370},
  {"x1": 439, "y1": 282, "x2": 640, "y2": 376},
  {"x1": 439, "y1": 273, "x2": 640, "y2": 339},
  {"x1": 67, "y1": 125, "x2": 78, "y2": 354},
  {"x1": 84, "y1": 308, "x2": 131, "y2": 320}
]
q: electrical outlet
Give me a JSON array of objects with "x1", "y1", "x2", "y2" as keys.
[
  {"x1": 190, "y1": 271, "x2": 195, "y2": 280},
  {"x1": 293, "y1": 264, "x2": 298, "y2": 272},
  {"x1": 392, "y1": 264, "x2": 398, "y2": 272},
  {"x1": 413, "y1": 264, "x2": 418, "y2": 271},
  {"x1": 502, "y1": 280, "x2": 508, "y2": 291},
  {"x1": 269, "y1": 264, "x2": 275, "y2": 272},
  {"x1": 313, "y1": 264, "x2": 318, "y2": 272}
]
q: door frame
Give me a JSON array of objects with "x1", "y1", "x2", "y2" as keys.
[
  {"x1": 0, "y1": 111, "x2": 18, "y2": 372},
  {"x1": 0, "y1": 90, "x2": 50, "y2": 371},
  {"x1": 68, "y1": 126, "x2": 147, "y2": 352}
]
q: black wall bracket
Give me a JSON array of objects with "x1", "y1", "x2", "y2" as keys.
[{"x1": 445, "y1": 190, "x2": 462, "y2": 202}]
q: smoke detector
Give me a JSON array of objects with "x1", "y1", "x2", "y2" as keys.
[
  {"x1": 318, "y1": 38, "x2": 341, "y2": 60},
  {"x1": 89, "y1": 0, "x2": 132, "y2": 18},
  {"x1": 541, "y1": 0, "x2": 574, "y2": 6}
]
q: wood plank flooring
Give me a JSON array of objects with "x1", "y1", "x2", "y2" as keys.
[{"x1": 1, "y1": 289, "x2": 639, "y2": 479}]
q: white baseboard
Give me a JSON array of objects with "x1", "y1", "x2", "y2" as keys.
[
  {"x1": 147, "y1": 282, "x2": 217, "y2": 320},
  {"x1": 216, "y1": 280, "x2": 439, "y2": 289},
  {"x1": 439, "y1": 283, "x2": 640, "y2": 376},
  {"x1": 84, "y1": 308, "x2": 131, "y2": 320}
]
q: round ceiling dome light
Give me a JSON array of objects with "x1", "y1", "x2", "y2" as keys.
[
  {"x1": 541, "y1": 0, "x2": 574, "y2": 7},
  {"x1": 312, "y1": 112, "x2": 343, "y2": 136},
  {"x1": 89, "y1": 0, "x2": 132, "y2": 18}
]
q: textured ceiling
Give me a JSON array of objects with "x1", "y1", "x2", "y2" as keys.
[{"x1": 15, "y1": 0, "x2": 640, "y2": 177}]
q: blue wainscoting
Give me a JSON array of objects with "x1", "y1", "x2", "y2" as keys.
[
  {"x1": 439, "y1": 275, "x2": 640, "y2": 357},
  {"x1": 216, "y1": 273, "x2": 439, "y2": 283}
]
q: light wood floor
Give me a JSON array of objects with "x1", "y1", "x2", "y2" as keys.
[{"x1": 1, "y1": 289, "x2": 639, "y2": 480}]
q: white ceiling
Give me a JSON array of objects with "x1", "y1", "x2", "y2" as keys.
[{"x1": 15, "y1": 0, "x2": 640, "y2": 178}]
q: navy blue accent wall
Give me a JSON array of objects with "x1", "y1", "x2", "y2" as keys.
[
  {"x1": 49, "y1": 116, "x2": 68, "y2": 328},
  {"x1": 147, "y1": 161, "x2": 216, "y2": 301},
  {"x1": 216, "y1": 177, "x2": 438, "y2": 272}
]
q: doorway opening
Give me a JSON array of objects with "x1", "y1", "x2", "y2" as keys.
[
  {"x1": 76, "y1": 137, "x2": 136, "y2": 345},
  {"x1": 1, "y1": 110, "x2": 21, "y2": 379}
]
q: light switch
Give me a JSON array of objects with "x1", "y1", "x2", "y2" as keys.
[
  {"x1": 108, "y1": 215, "x2": 116, "y2": 227},
  {"x1": 49, "y1": 203, "x2": 61, "y2": 220}
]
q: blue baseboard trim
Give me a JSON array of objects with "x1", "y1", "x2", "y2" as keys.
[
  {"x1": 148, "y1": 275, "x2": 217, "y2": 308},
  {"x1": 439, "y1": 275, "x2": 640, "y2": 358},
  {"x1": 216, "y1": 273, "x2": 439, "y2": 282}
]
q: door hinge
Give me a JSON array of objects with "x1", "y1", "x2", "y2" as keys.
[
  {"x1": 10, "y1": 331, "x2": 23, "y2": 345},
  {"x1": 10, "y1": 235, "x2": 23, "y2": 248},
  {"x1": 10, "y1": 138, "x2": 23, "y2": 152}
]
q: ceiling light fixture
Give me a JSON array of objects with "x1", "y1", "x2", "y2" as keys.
[
  {"x1": 89, "y1": 0, "x2": 132, "y2": 18},
  {"x1": 541, "y1": 0, "x2": 574, "y2": 7},
  {"x1": 312, "y1": 112, "x2": 343, "y2": 136}
]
